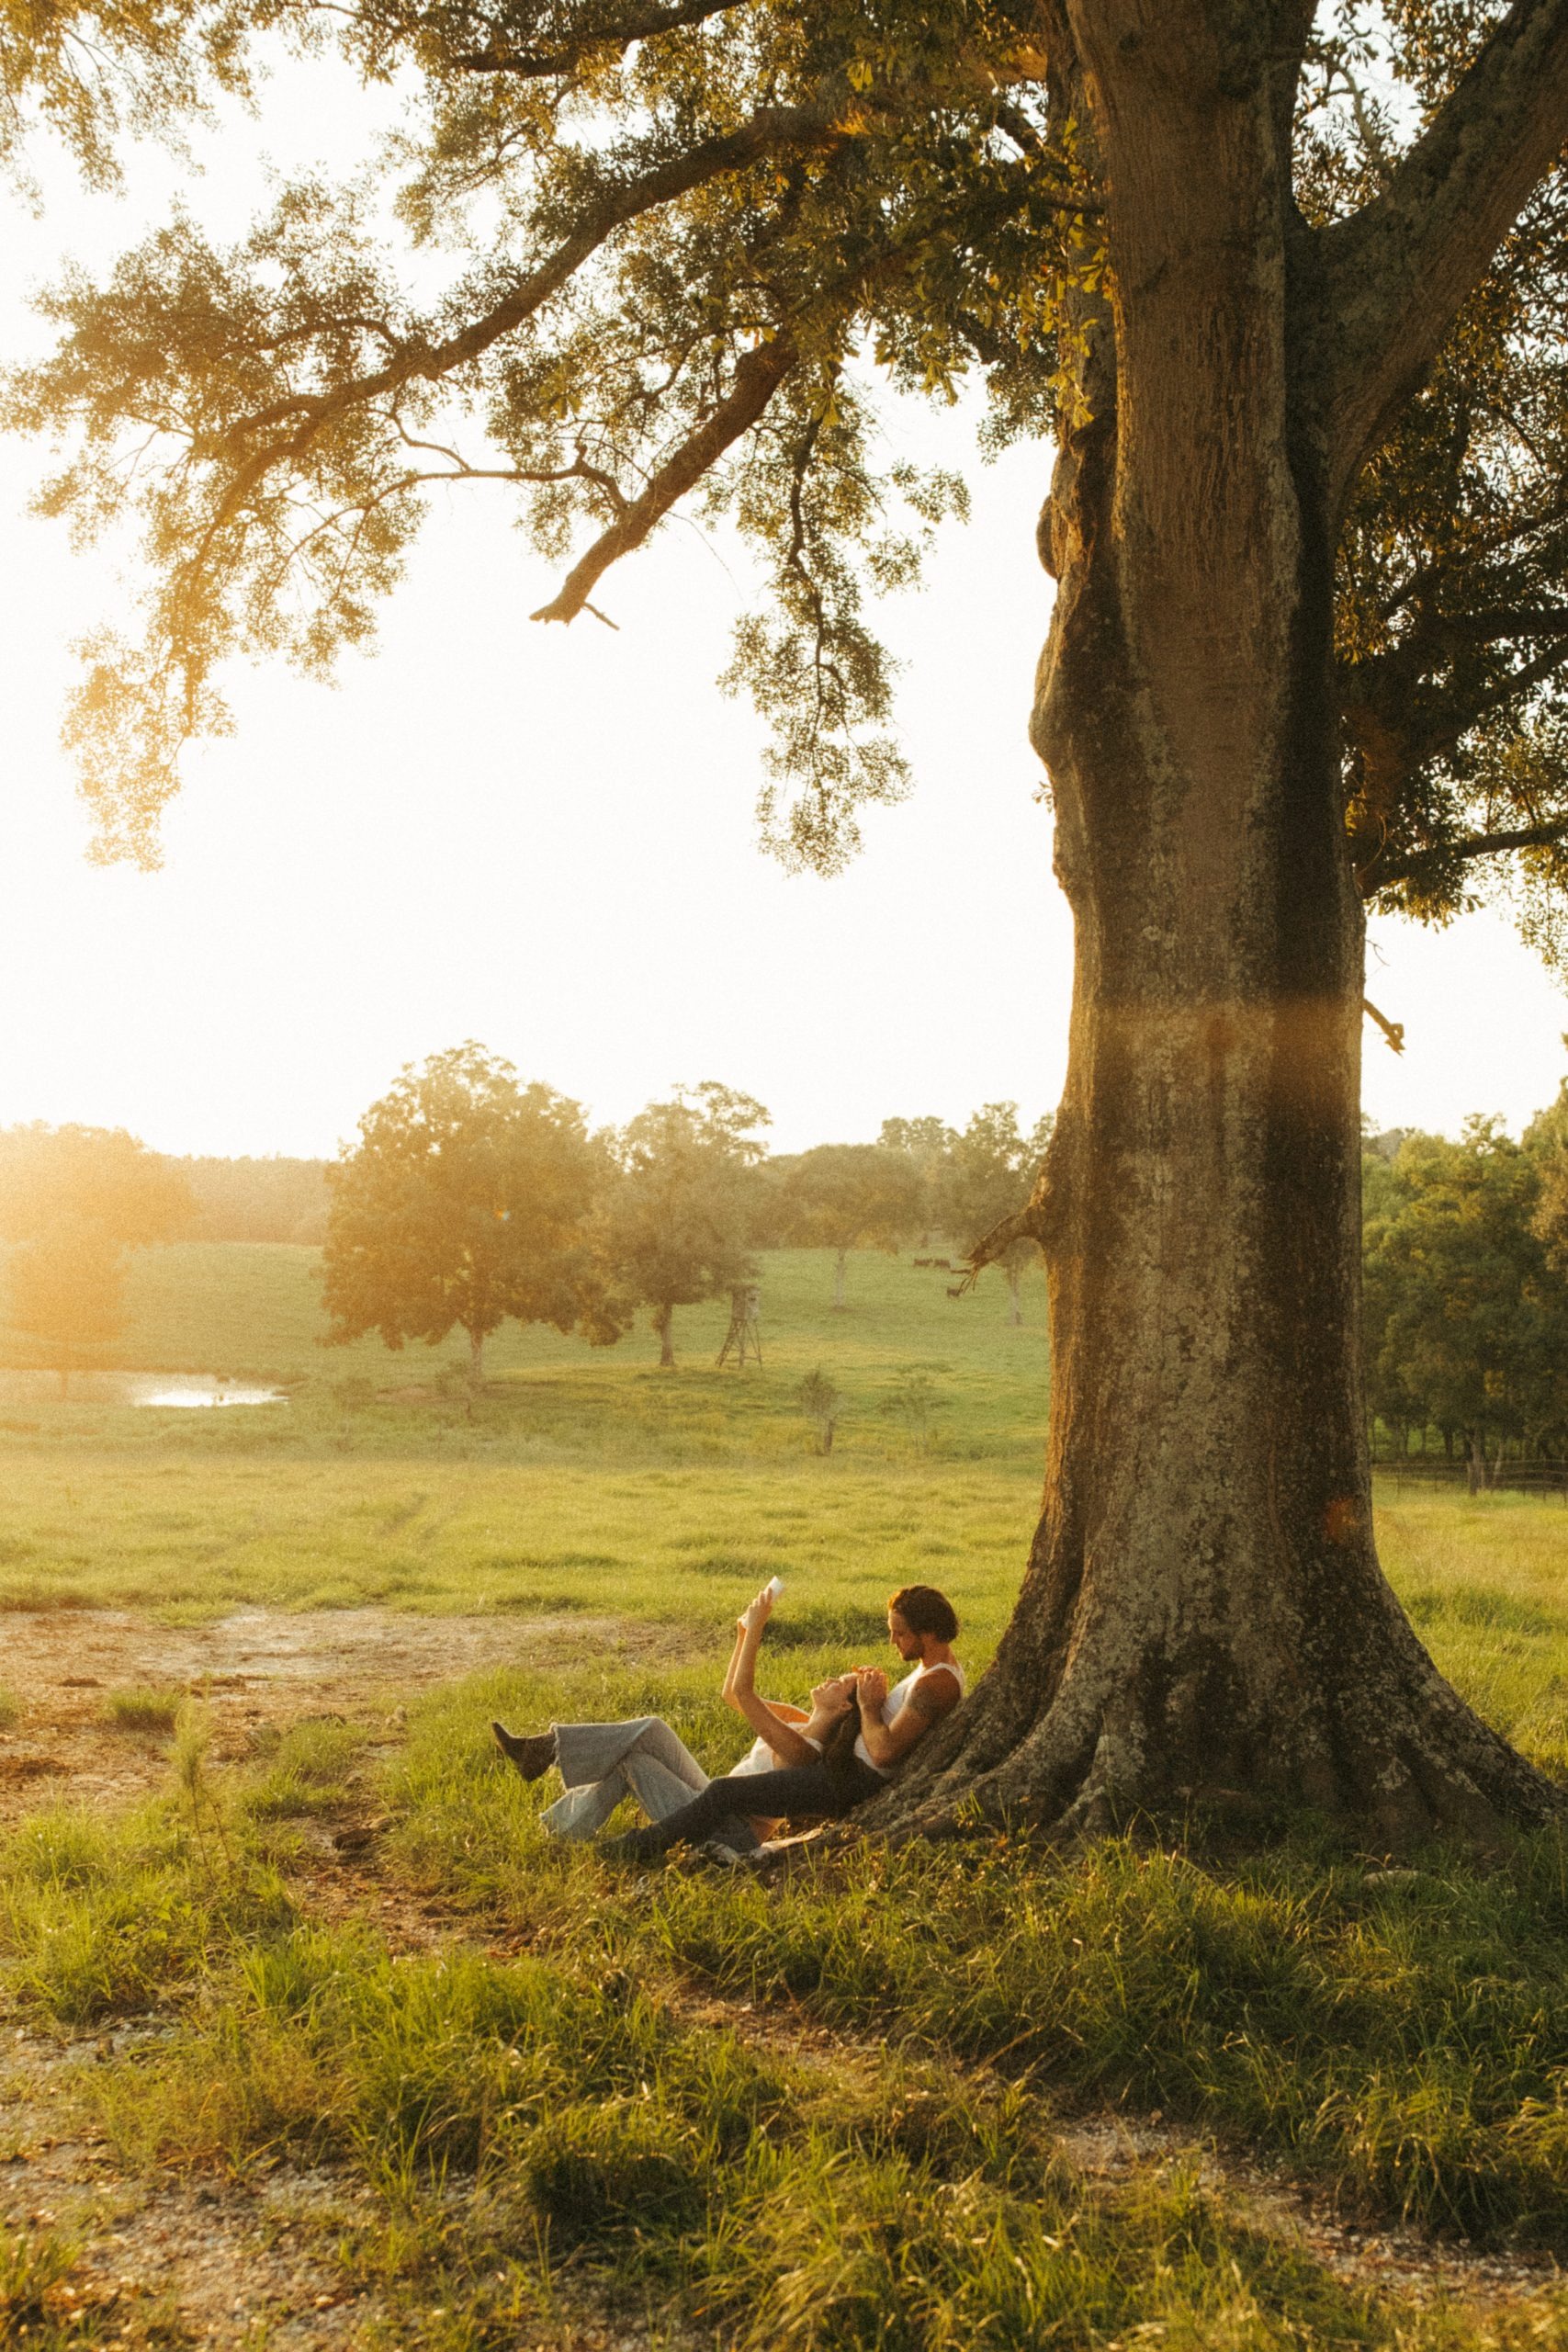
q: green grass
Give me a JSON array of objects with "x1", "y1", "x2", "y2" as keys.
[
  {"x1": 3, "y1": 1241, "x2": 1568, "y2": 2343},
  {"x1": 85, "y1": 1920, "x2": 1405, "y2": 2352},
  {"x1": 96, "y1": 1687, "x2": 183, "y2": 1733},
  {"x1": 0, "y1": 1239, "x2": 1049, "y2": 1442},
  {"x1": 6, "y1": 1669, "x2": 1568, "y2": 2345}
]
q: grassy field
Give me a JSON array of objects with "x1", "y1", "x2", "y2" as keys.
[
  {"x1": 0, "y1": 1239, "x2": 1050, "y2": 1436},
  {"x1": 3, "y1": 1243, "x2": 1568, "y2": 2347}
]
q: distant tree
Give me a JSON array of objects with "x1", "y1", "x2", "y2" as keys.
[
  {"x1": 0, "y1": 1123, "x2": 193, "y2": 1392},
  {"x1": 604, "y1": 1084, "x2": 769, "y2": 1369},
  {"x1": 5, "y1": 1229, "x2": 126, "y2": 1390},
  {"x1": 322, "y1": 1044, "x2": 620, "y2": 1385},
  {"x1": 796, "y1": 1368, "x2": 841, "y2": 1457},
  {"x1": 877, "y1": 1116, "x2": 957, "y2": 1245},
  {"x1": 940, "y1": 1105, "x2": 1052, "y2": 1327},
  {"x1": 782, "y1": 1143, "x2": 921, "y2": 1311},
  {"x1": 1362, "y1": 1122, "x2": 1568, "y2": 1487}
]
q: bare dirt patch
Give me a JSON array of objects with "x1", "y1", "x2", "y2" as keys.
[
  {"x1": 0, "y1": 1606, "x2": 690, "y2": 2347},
  {"x1": 0, "y1": 2021, "x2": 386, "y2": 2347},
  {"x1": 0, "y1": 1606, "x2": 664, "y2": 1825}
]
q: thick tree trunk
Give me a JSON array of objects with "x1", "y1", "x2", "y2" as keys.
[
  {"x1": 832, "y1": 1249, "x2": 847, "y2": 1311},
  {"x1": 654, "y1": 1303, "x2": 675, "y2": 1369},
  {"x1": 877, "y1": 19, "x2": 1563, "y2": 1847}
]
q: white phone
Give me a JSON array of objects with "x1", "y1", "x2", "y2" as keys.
[{"x1": 764, "y1": 1575, "x2": 785, "y2": 1600}]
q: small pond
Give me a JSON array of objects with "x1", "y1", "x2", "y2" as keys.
[{"x1": 0, "y1": 1371, "x2": 288, "y2": 1409}]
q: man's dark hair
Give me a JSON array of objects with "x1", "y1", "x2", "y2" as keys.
[{"x1": 889, "y1": 1585, "x2": 959, "y2": 1642}]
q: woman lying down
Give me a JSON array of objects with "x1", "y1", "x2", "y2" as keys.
[{"x1": 492, "y1": 1579, "x2": 963, "y2": 1864}]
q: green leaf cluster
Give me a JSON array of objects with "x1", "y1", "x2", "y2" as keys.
[{"x1": 1361, "y1": 1096, "x2": 1568, "y2": 1458}]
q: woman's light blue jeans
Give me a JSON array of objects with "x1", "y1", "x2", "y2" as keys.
[{"x1": 542, "y1": 1716, "x2": 758, "y2": 1849}]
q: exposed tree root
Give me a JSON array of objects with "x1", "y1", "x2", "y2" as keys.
[{"x1": 850, "y1": 1604, "x2": 1567, "y2": 1856}]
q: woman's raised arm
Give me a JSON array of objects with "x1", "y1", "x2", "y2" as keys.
[{"x1": 728, "y1": 1584, "x2": 823, "y2": 1766}]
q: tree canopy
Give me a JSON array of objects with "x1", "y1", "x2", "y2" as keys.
[
  {"x1": 322, "y1": 1042, "x2": 621, "y2": 1377},
  {"x1": 0, "y1": 1121, "x2": 194, "y2": 1381},
  {"x1": 6, "y1": 0, "x2": 1567, "y2": 963},
  {"x1": 780, "y1": 1140, "x2": 921, "y2": 1306},
  {"x1": 604, "y1": 1080, "x2": 768, "y2": 1364}
]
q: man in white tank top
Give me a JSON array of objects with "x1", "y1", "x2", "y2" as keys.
[{"x1": 849, "y1": 1589, "x2": 965, "y2": 1774}]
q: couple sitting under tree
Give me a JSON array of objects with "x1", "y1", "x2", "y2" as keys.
[{"x1": 492, "y1": 1580, "x2": 963, "y2": 1862}]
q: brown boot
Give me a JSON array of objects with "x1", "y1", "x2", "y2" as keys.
[{"x1": 491, "y1": 1722, "x2": 557, "y2": 1781}]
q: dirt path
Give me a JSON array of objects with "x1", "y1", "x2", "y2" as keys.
[
  {"x1": 0, "y1": 1602, "x2": 689, "y2": 2347},
  {"x1": 0, "y1": 2021, "x2": 670, "y2": 2350},
  {"x1": 1053, "y1": 2113, "x2": 1565, "y2": 2312},
  {"x1": 0, "y1": 2022, "x2": 385, "y2": 2347},
  {"x1": 0, "y1": 1606, "x2": 666, "y2": 1826}
]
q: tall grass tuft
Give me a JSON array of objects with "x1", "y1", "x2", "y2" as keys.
[
  {"x1": 98, "y1": 1686, "x2": 183, "y2": 1733},
  {"x1": 0, "y1": 1800, "x2": 292, "y2": 2023}
]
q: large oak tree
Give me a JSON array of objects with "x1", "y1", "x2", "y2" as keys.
[{"x1": 11, "y1": 0, "x2": 1568, "y2": 1837}]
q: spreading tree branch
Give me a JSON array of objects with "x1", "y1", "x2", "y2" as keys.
[
  {"x1": 450, "y1": 0, "x2": 743, "y2": 75},
  {"x1": 217, "y1": 103, "x2": 842, "y2": 467},
  {"x1": 1368, "y1": 817, "x2": 1568, "y2": 891},
  {"x1": 1318, "y1": 0, "x2": 1568, "y2": 500},
  {"x1": 531, "y1": 336, "x2": 796, "y2": 621}
]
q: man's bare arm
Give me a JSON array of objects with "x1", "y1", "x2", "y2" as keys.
[{"x1": 853, "y1": 1666, "x2": 961, "y2": 1770}]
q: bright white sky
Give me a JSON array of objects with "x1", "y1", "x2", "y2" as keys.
[{"x1": 0, "y1": 63, "x2": 1563, "y2": 1161}]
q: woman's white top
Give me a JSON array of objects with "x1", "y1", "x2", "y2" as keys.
[
  {"x1": 854, "y1": 1658, "x2": 965, "y2": 1772},
  {"x1": 732, "y1": 1729, "x2": 821, "y2": 1777}
]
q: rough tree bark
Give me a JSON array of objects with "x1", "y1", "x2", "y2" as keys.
[{"x1": 875, "y1": 0, "x2": 1568, "y2": 1846}]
